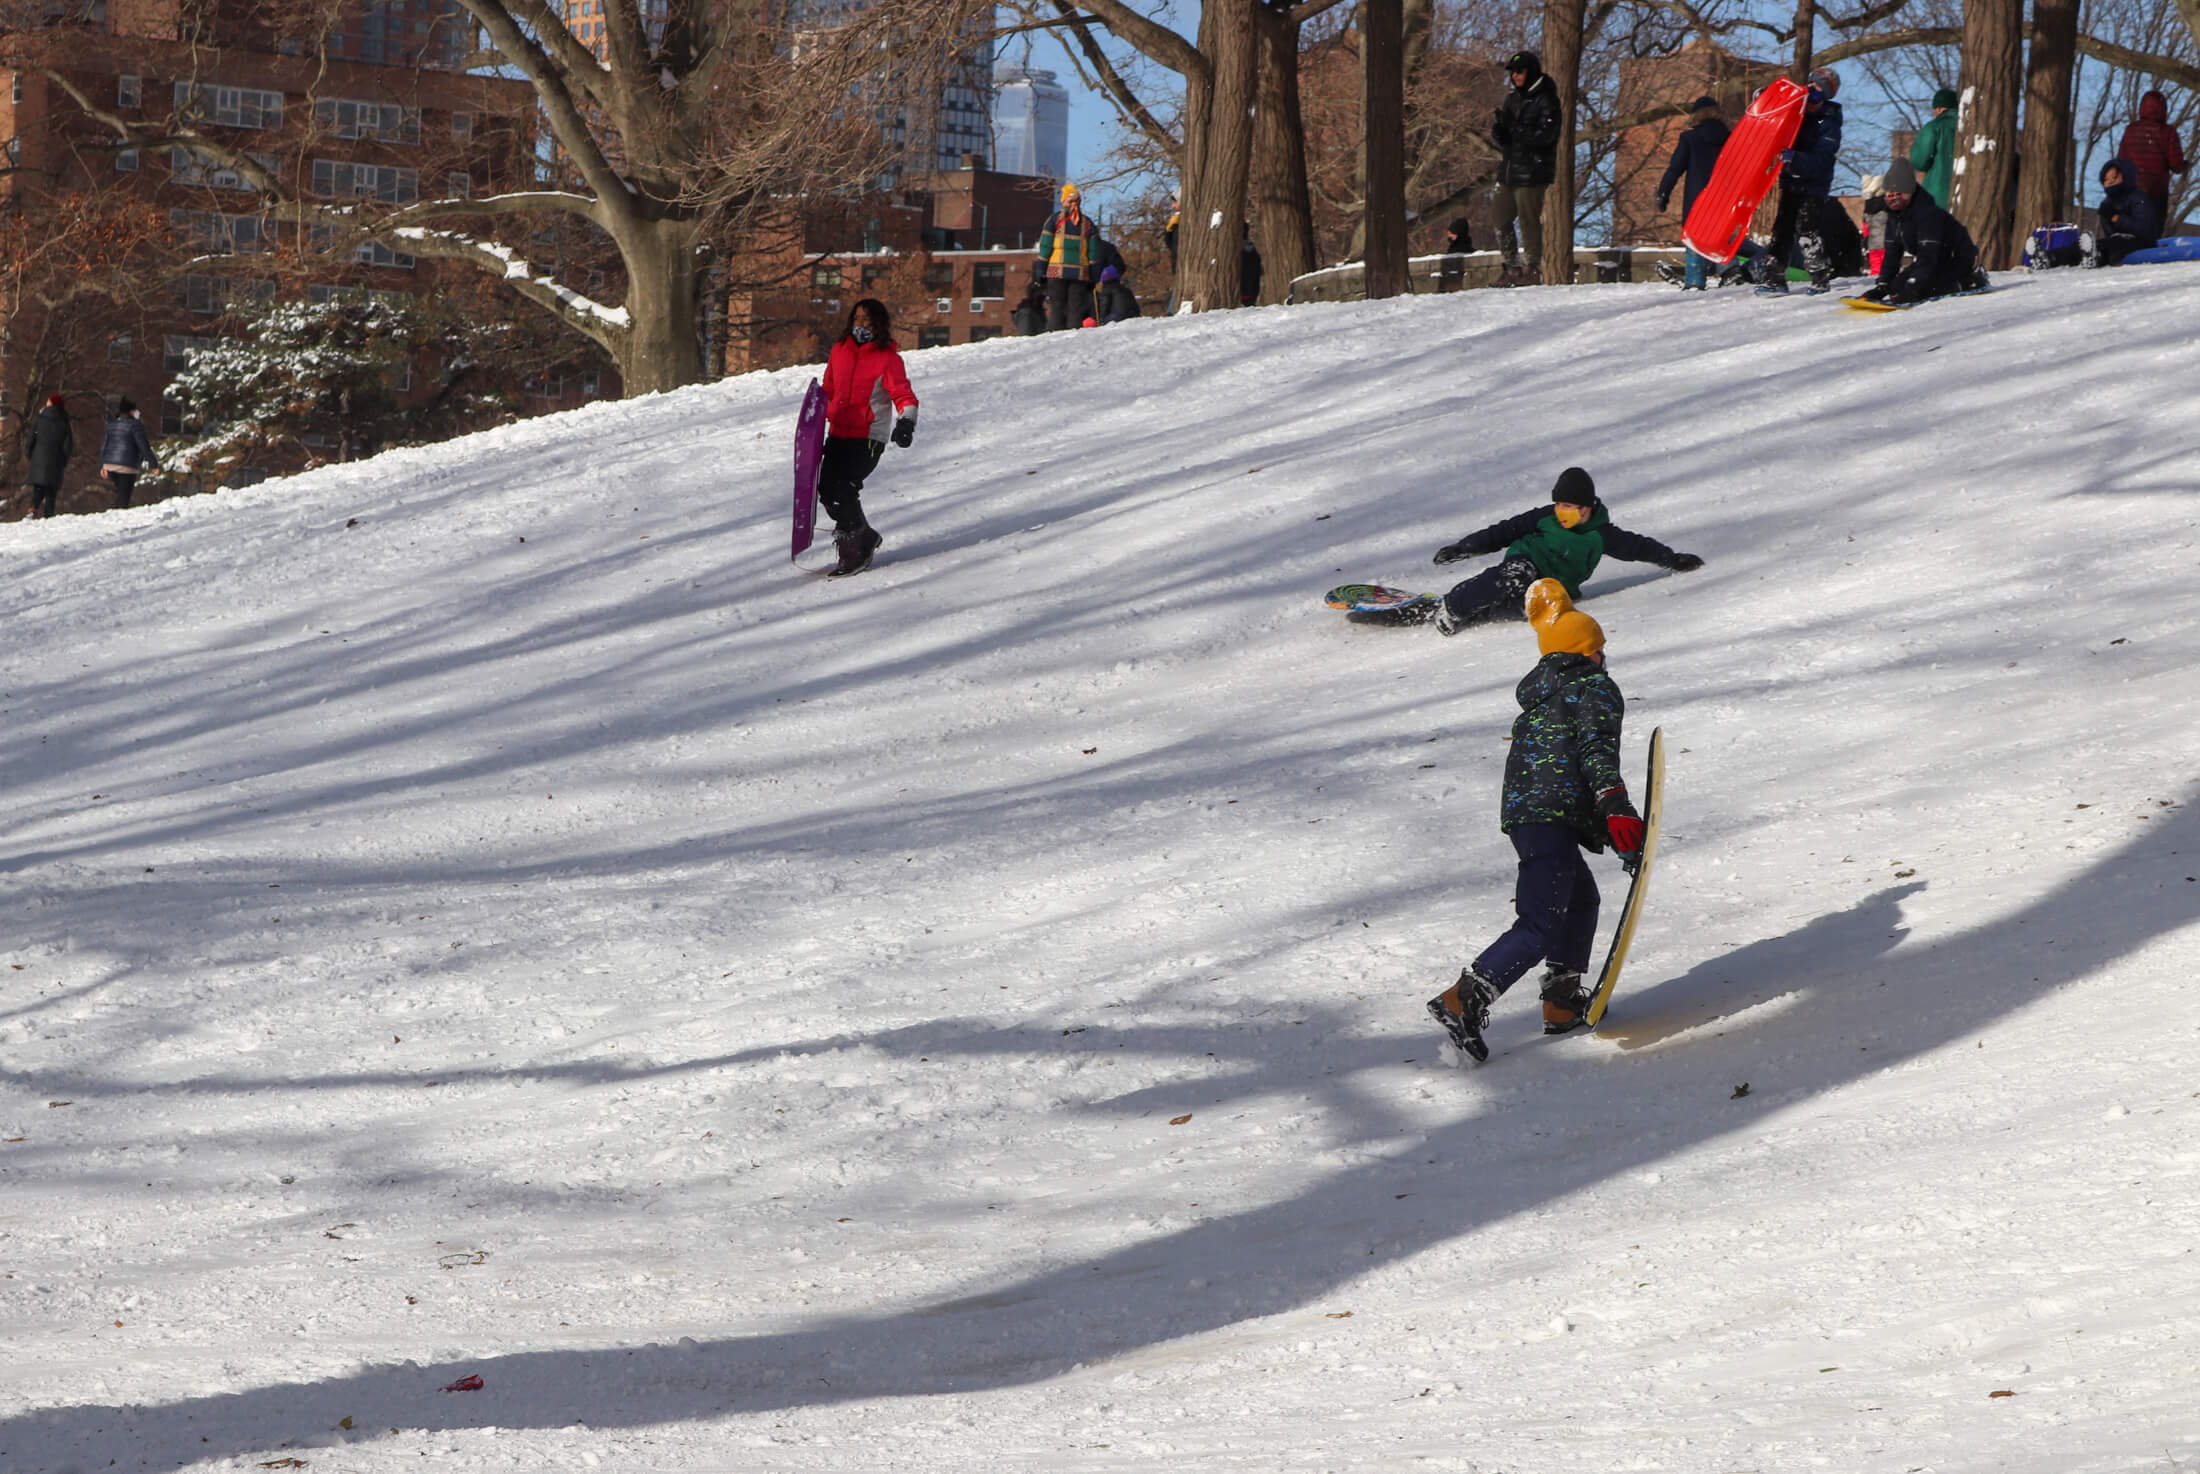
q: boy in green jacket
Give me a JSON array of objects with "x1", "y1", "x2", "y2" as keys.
[
  {"x1": 1909, "y1": 88, "x2": 1958, "y2": 207},
  {"x1": 1431, "y1": 467, "x2": 1703, "y2": 635}
]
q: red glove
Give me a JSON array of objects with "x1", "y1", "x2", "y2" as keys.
[{"x1": 1606, "y1": 814, "x2": 1645, "y2": 854}]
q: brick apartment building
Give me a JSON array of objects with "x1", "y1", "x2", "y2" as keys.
[
  {"x1": 0, "y1": 0, "x2": 550, "y2": 514},
  {"x1": 723, "y1": 157, "x2": 1155, "y2": 374}
]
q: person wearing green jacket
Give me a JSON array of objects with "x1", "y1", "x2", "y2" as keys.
[{"x1": 1910, "y1": 87, "x2": 1959, "y2": 207}]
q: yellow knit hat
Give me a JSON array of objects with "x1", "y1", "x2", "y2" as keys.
[
  {"x1": 1525, "y1": 578, "x2": 1605, "y2": 657},
  {"x1": 1061, "y1": 182, "x2": 1081, "y2": 202}
]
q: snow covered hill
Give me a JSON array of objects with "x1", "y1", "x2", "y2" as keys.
[{"x1": 4, "y1": 266, "x2": 2198, "y2": 1474}]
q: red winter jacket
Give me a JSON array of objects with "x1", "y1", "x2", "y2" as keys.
[
  {"x1": 821, "y1": 336, "x2": 917, "y2": 442},
  {"x1": 2117, "y1": 91, "x2": 2189, "y2": 202}
]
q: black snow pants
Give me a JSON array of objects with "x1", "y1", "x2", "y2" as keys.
[
  {"x1": 1441, "y1": 554, "x2": 1541, "y2": 626},
  {"x1": 818, "y1": 435, "x2": 883, "y2": 533}
]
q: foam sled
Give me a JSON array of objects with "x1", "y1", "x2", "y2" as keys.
[
  {"x1": 791, "y1": 378, "x2": 826, "y2": 564},
  {"x1": 1584, "y1": 725, "x2": 1665, "y2": 1029},
  {"x1": 2121, "y1": 235, "x2": 2200, "y2": 265},
  {"x1": 1840, "y1": 284, "x2": 1993, "y2": 312},
  {"x1": 1682, "y1": 79, "x2": 1807, "y2": 266},
  {"x1": 1326, "y1": 584, "x2": 1440, "y2": 625}
]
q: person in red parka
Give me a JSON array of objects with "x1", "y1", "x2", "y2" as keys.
[
  {"x1": 817, "y1": 297, "x2": 918, "y2": 577},
  {"x1": 2118, "y1": 89, "x2": 2189, "y2": 237}
]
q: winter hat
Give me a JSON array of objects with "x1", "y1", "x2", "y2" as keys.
[
  {"x1": 2102, "y1": 156, "x2": 2136, "y2": 186},
  {"x1": 1883, "y1": 158, "x2": 1919, "y2": 195},
  {"x1": 1505, "y1": 50, "x2": 1541, "y2": 81},
  {"x1": 117, "y1": 395, "x2": 136, "y2": 415},
  {"x1": 1690, "y1": 94, "x2": 1719, "y2": 115},
  {"x1": 46, "y1": 392, "x2": 64, "y2": 408},
  {"x1": 1806, "y1": 65, "x2": 1840, "y2": 99},
  {"x1": 1549, "y1": 466, "x2": 1596, "y2": 505},
  {"x1": 1526, "y1": 579, "x2": 1605, "y2": 658},
  {"x1": 1060, "y1": 182, "x2": 1080, "y2": 202},
  {"x1": 1932, "y1": 86, "x2": 1958, "y2": 110},
  {"x1": 1100, "y1": 264, "x2": 1121, "y2": 282}
]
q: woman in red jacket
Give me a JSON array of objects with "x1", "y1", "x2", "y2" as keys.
[
  {"x1": 818, "y1": 298, "x2": 919, "y2": 577},
  {"x1": 2118, "y1": 90, "x2": 2189, "y2": 237}
]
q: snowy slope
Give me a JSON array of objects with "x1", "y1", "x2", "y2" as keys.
[{"x1": 3, "y1": 265, "x2": 2198, "y2": 1474}]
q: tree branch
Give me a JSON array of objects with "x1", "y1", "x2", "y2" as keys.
[
  {"x1": 389, "y1": 227, "x2": 628, "y2": 354},
  {"x1": 1060, "y1": 0, "x2": 1208, "y2": 81},
  {"x1": 1047, "y1": 1, "x2": 1180, "y2": 155}
]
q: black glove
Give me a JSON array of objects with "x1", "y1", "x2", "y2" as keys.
[
  {"x1": 890, "y1": 418, "x2": 915, "y2": 449},
  {"x1": 1433, "y1": 539, "x2": 1478, "y2": 566},
  {"x1": 1667, "y1": 553, "x2": 1704, "y2": 572}
]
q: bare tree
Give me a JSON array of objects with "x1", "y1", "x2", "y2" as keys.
[
  {"x1": 1363, "y1": 0, "x2": 1411, "y2": 295},
  {"x1": 1954, "y1": 0, "x2": 2024, "y2": 266},
  {"x1": 1251, "y1": 0, "x2": 1321, "y2": 301},
  {"x1": 1540, "y1": 0, "x2": 1589, "y2": 284},
  {"x1": 2016, "y1": 0, "x2": 2081, "y2": 237}
]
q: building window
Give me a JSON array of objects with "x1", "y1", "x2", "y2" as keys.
[
  {"x1": 923, "y1": 261, "x2": 955, "y2": 293},
  {"x1": 9, "y1": 72, "x2": 19, "y2": 105},
  {"x1": 446, "y1": 171, "x2": 470, "y2": 198},
  {"x1": 968, "y1": 326, "x2": 1003, "y2": 343},
  {"x1": 169, "y1": 208, "x2": 274, "y2": 254},
  {"x1": 172, "y1": 82, "x2": 284, "y2": 130},
  {"x1": 171, "y1": 147, "x2": 274, "y2": 191},
  {"x1": 811, "y1": 264, "x2": 841, "y2": 290},
  {"x1": 5, "y1": 138, "x2": 18, "y2": 165},
  {"x1": 861, "y1": 264, "x2": 887, "y2": 287},
  {"x1": 116, "y1": 74, "x2": 139, "y2": 108},
  {"x1": 116, "y1": 147, "x2": 138, "y2": 171},
  {"x1": 580, "y1": 370, "x2": 600, "y2": 397},
  {"x1": 311, "y1": 158, "x2": 420, "y2": 202},
  {"x1": 315, "y1": 97, "x2": 421, "y2": 144},
  {"x1": 107, "y1": 332, "x2": 133, "y2": 362},
  {"x1": 451, "y1": 111, "x2": 471, "y2": 137},
  {"x1": 164, "y1": 333, "x2": 221, "y2": 373},
  {"x1": 971, "y1": 262, "x2": 1005, "y2": 298},
  {"x1": 917, "y1": 326, "x2": 952, "y2": 349}
]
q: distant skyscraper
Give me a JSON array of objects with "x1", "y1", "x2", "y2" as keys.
[{"x1": 992, "y1": 63, "x2": 1068, "y2": 180}]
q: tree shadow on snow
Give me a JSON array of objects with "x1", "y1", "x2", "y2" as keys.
[{"x1": 1, "y1": 801, "x2": 2193, "y2": 1472}]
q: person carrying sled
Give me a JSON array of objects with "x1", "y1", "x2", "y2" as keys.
[
  {"x1": 1427, "y1": 579, "x2": 1644, "y2": 1062},
  {"x1": 816, "y1": 298, "x2": 918, "y2": 578},
  {"x1": 1759, "y1": 67, "x2": 1844, "y2": 294},
  {"x1": 2096, "y1": 157, "x2": 2162, "y2": 265},
  {"x1": 1656, "y1": 94, "x2": 1729, "y2": 289},
  {"x1": 1429, "y1": 466, "x2": 1703, "y2": 637},
  {"x1": 1491, "y1": 50, "x2": 1563, "y2": 286},
  {"x1": 1860, "y1": 157, "x2": 1988, "y2": 305}
]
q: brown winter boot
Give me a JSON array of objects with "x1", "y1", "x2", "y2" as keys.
[
  {"x1": 1538, "y1": 964, "x2": 1589, "y2": 1035},
  {"x1": 828, "y1": 525, "x2": 882, "y2": 578}
]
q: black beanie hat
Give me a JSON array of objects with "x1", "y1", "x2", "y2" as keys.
[
  {"x1": 118, "y1": 395, "x2": 137, "y2": 415},
  {"x1": 1883, "y1": 158, "x2": 1918, "y2": 196},
  {"x1": 1506, "y1": 50, "x2": 1541, "y2": 81},
  {"x1": 1551, "y1": 466, "x2": 1596, "y2": 504}
]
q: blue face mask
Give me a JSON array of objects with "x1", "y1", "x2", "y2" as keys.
[{"x1": 851, "y1": 325, "x2": 874, "y2": 344}]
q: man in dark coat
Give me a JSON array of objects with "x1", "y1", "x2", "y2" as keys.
[
  {"x1": 1657, "y1": 94, "x2": 1729, "y2": 288},
  {"x1": 1429, "y1": 466, "x2": 1703, "y2": 637},
  {"x1": 1426, "y1": 580, "x2": 1646, "y2": 1061},
  {"x1": 98, "y1": 396, "x2": 158, "y2": 510},
  {"x1": 24, "y1": 392, "x2": 73, "y2": 519},
  {"x1": 1761, "y1": 67, "x2": 1844, "y2": 294},
  {"x1": 1491, "y1": 49, "x2": 1563, "y2": 285},
  {"x1": 2097, "y1": 157, "x2": 2162, "y2": 265},
  {"x1": 1862, "y1": 157, "x2": 1986, "y2": 304},
  {"x1": 2116, "y1": 90, "x2": 2188, "y2": 237}
]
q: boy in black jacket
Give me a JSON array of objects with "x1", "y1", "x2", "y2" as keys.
[
  {"x1": 1429, "y1": 580, "x2": 1644, "y2": 1062},
  {"x1": 1431, "y1": 466, "x2": 1703, "y2": 635}
]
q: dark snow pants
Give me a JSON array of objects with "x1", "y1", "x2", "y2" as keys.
[
  {"x1": 1767, "y1": 186, "x2": 1830, "y2": 282},
  {"x1": 817, "y1": 435, "x2": 883, "y2": 533},
  {"x1": 106, "y1": 472, "x2": 138, "y2": 510},
  {"x1": 1473, "y1": 823, "x2": 1602, "y2": 991},
  {"x1": 28, "y1": 483, "x2": 58, "y2": 518},
  {"x1": 1441, "y1": 554, "x2": 1540, "y2": 626},
  {"x1": 1045, "y1": 279, "x2": 1095, "y2": 331}
]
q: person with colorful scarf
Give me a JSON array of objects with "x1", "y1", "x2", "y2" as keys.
[{"x1": 1033, "y1": 183, "x2": 1104, "y2": 331}]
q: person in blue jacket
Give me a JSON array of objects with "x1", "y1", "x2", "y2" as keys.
[
  {"x1": 2096, "y1": 157, "x2": 2162, "y2": 264},
  {"x1": 1429, "y1": 467, "x2": 1703, "y2": 636},
  {"x1": 1656, "y1": 95, "x2": 1729, "y2": 288},
  {"x1": 1760, "y1": 67, "x2": 1844, "y2": 294},
  {"x1": 97, "y1": 396, "x2": 158, "y2": 510}
]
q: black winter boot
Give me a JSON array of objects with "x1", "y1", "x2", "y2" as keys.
[
  {"x1": 1538, "y1": 964, "x2": 1591, "y2": 1035},
  {"x1": 1428, "y1": 966, "x2": 1501, "y2": 1063},
  {"x1": 829, "y1": 525, "x2": 882, "y2": 578}
]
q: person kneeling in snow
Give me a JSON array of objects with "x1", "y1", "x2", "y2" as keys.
[
  {"x1": 1858, "y1": 158, "x2": 1988, "y2": 306},
  {"x1": 1430, "y1": 466, "x2": 1702, "y2": 637},
  {"x1": 818, "y1": 298, "x2": 919, "y2": 577},
  {"x1": 2095, "y1": 157, "x2": 2162, "y2": 265},
  {"x1": 1427, "y1": 580, "x2": 1643, "y2": 1062}
]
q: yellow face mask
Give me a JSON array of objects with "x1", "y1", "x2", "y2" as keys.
[{"x1": 1553, "y1": 503, "x2": 1591, "y2": 529}]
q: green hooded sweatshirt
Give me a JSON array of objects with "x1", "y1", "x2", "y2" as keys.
[
  {"x1": 1910, "y1": 110, "x2": 1957, "y2": 207},
  {"x1": 1506, "y1": 502, "x2": 1608, "y2": 599}
]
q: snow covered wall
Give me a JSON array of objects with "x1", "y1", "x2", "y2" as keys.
[{"x1": 3, "y1": 267, "x2": 2198, "y2": 1473}]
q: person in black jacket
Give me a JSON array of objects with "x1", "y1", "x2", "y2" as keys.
[
  {"x1": 2096, "y1": 157, "x2": 2162, "y2": 265},
  {"x1": 1426, "y1": 580, "x2": 1645, "y2": 1062},
  {"x1": 1760, "y1": 68, "x2": 1844, "y2": 294},
  {"x1": 1491, "y1": 50, "x2": 1564, "y2": 286},
  {"x1": 97, "y1": 396, "x2": 158, "y2": 510},
  {"x1": 1656, "y1": 95, "x2": 1729, "y2": 288},
  {"x1": 23, "y1": 392, "x2": 73, "y2": 519},
  {"x1": 1860, "y1": 157, "x2": 1987, "y2": 304},
  {"x1": 1011, "y1": 274, "x2": 1047, "y2": 336},
  {"x1": 1429, "y1": 466, "x2": 1703, "y2": 637}
]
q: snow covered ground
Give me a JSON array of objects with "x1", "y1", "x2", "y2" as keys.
[{"x1": 3, "y1": 265, "x2": 2198, "y2": 1474}]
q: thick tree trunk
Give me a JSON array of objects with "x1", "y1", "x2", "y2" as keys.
[
  {"x1": 1790, "y1": 0, "x2": 1815, "y2": 79},
  {"x1": 613, "y1": 216, "x2": 706, "y2": 394},
  {"x1": 1250, "y1": 0, "x2": 1316, "y2": 303},
  {"x1": 1178, "y1": 0, "x2": 1258, "y2": 311},
  {"x1": 1954, "y1": 0, "x2": 2024, "y2": 269},
  {"x1": 1539, "y1": 0, "x2": 1586, "y2": 285},
  {"x1": 1361, "y1": 0, "x2": 1409, "y2": 298},
  {"x1": 2015, "y1": 0, "x2": 2080, "y2": 239}
]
